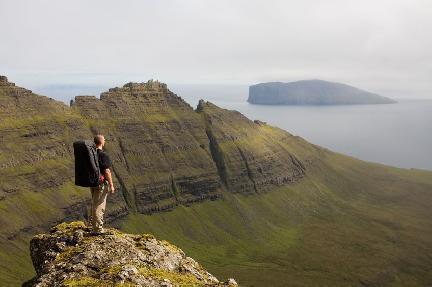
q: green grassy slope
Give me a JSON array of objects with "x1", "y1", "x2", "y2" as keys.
[{"x1": 115, "y1": 152, "x2": 432, "y2": 287}]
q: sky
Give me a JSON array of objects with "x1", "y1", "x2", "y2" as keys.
[{"x1": 1, "y1": 0, "x2": 431, "y2": 99}]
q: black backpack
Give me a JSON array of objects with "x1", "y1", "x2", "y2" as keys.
[{"x1": 73, "y1": 140, "x2": 101, "y2": 187}]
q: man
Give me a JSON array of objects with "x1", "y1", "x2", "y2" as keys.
[{"x1": 89, "y1": 134, "x2": 115, "y2": 234}]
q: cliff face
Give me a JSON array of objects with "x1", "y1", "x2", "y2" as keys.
[
  {"x1": 24, "y1": 221, "x2": 237, "y2": 287},
  {"x1": 71, "y1": 80, "x2": 223, "y2": 213},
  {"x1": 71, "y1": 80, "x2": 309, "y2": 210},
  {"x1": 248, "y1": 80, "x2": 397, "y2": 105},
  {"x1": 197, "y1": 100, "x2": 307, "y2": 194}
]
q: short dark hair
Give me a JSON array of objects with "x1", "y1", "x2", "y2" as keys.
[{"x1": 94, "y1": 134, "x2": 104, "y2": 145}]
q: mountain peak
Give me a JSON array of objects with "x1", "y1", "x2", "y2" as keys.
[
  {"x1": 123, "y1": 79, "x2": 167, "y2": 90},
  {"x1": 0, "y1": 75, "x2": 16, "y2": 87},
  {"x1": 103, "y1": 79, "x2": 169, "y2": 93},
  {"x1": 24, "y1": 221, "x2": 237, "y2": 287}
]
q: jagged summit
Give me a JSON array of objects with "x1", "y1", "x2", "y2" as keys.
[
  {"x1": 0, "y1": 75, "x2": 32, "y2": 93},
  {"x1": 72, "y1": 79, "x2": 192, "y2": 118},
  {"x1": 105, "y1": 79, "x2": 169, "y2": 95},
  {"x1": 122, "y1": 79, "x2": 168, "y2": 90},
  {"x1": 24, "y1": 221, "x2": 237, "y2": 287},
  {"x1": 0, "y1": 75, "x2": 13, "y2": 85},
  {"x1": 0, "y1": 75, "x2": 18, "y2": 87},
  {"x1": 196, "y1": 99, "x2": 206, "y2": 111}
]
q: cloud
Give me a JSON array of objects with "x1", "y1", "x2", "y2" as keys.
[{"x1": 1, "y1": 0, "x2": 431, "y2": 97}]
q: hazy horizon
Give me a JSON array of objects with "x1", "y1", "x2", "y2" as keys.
[{"x1": 5, "y1": 81, "x2": 432, "y2": 106}]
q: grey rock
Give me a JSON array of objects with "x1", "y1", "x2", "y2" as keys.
[{"x1": 25, "y1": 221, "x2": 238, "y2": 287}]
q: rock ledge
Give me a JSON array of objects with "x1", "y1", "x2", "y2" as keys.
[
  {"x1": 24, "y1": 221, "x2": 237, "y2": 287},
  {"x1": 0, "y1": 75, "x2": 16, "y2": 86}
]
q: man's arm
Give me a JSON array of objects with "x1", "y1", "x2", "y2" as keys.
[{"x1": 103, "y1": 168, "x2": 115, "y2": 193}]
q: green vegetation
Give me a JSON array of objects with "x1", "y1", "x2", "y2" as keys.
[
  {"x1": 51, "y1": 221, "x2": 88, "y2": 233},
  {"x1": 139, "y1": 266, "x2": 204, "y2": 286},
  {"x1": 55, "y1": 245, "x2": 86, "y2": 263},
  {"x1": 116, "y1": 153, "x2": 432, "y2": 287},
  {"x1": 62, "y1": 277, "x2": 135, "y2": 287},
  {"x1": 0, "y1": 180, "x2": 90, "y2": 286}
]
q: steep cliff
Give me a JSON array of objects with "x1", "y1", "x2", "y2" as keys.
[
  {"x1": 24, "y1": 221, "x2": 237, "y2": 287},
  {"x1": 71, "y1": 80, "x2": 311, "y2": 211},
  {"x1": 197, "y1": 100, "x2": 309, "y2": 193}
]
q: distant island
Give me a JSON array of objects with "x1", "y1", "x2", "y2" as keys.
[{"x1": 248, "y1": 79, "x2": 397, "y2": 105}]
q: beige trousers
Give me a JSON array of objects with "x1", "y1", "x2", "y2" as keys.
[{"x1": 89, "y1": 180, "x2": 110, "y2": 232}]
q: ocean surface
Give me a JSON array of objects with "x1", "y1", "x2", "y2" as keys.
[{"x1": 171, "y1": 85, "x2": 432, "y2": 171}]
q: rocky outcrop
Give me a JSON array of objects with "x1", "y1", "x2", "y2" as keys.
[
  {"x1": 248, "y1": 80, "x2": 397, "y2": 105},
  {"x1": 0, "y1": 75, "x2": 15, "y2": 86},
  {"x1": 24, "y1": 221, "x2": 237, "y2": 287}
]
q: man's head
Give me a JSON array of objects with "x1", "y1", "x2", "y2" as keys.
[{"x1": 94, "y1": 134, "x2": 105, "y2": 149}]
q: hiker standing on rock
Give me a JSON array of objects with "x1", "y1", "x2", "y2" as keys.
[{"x1": 89, "y1": 134, "x2": 115, "y2": 234}]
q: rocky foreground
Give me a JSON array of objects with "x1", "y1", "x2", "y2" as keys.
[{"x1": 23, "y1": 221, "x2": 237, "y2": 287}]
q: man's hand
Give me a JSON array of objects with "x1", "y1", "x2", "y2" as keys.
[{"x1": 104, "y1": 168, "x2": 116, "y2": 194}]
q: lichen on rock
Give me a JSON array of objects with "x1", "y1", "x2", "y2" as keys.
[{"x1": 24, "y1": 221, "x2": 237, "y2": 287}]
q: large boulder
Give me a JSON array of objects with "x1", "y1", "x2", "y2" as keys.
[{"x1": 24, "y1": 221, "x2": 237, "y2": 287}]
